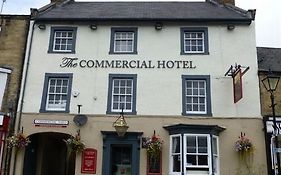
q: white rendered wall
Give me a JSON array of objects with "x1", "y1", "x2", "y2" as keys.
[{"x1": 22, "y1": 22, "x2": 261, "y2": 117}]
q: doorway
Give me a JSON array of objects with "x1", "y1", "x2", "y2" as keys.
[
  {"x1": 101, "y1": 131, "x2": 142, "y2": 175},
  {"x1": 23, "y1": 132, "x2": 76, "y2": 175},
  {"x1": 111, "y1": 145, "x2": 132, "y2": 175}
]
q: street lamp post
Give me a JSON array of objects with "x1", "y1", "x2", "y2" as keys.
[{"x1": 262, "y1": 73, "x2": 280, "y2": 175}]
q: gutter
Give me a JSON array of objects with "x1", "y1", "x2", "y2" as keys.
[{"x1": 34, "y1": 18, "x2": 253, "y2": 25}]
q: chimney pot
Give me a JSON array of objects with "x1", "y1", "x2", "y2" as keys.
[
  {"x1": 51, "y1": 0, "x2": 65, "y2": 3},
  {"x1": 218, "y1": 0, "x2": 235, "y2": 5}
]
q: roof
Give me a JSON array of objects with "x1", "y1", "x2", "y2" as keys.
[
  {"x1": 257, "y1": 47, "x2": 281, "y2": 73},
  {"x1": 34, "y1": 1, "x2": 253, "y2": 24}
]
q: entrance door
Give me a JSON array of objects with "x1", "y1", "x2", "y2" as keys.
[
  {"x1": 111, "y1": 145, "x2": 132, "y2": 175},
  {"x1": 101, "y1": 131, "x2": 142, "y2": 175}
]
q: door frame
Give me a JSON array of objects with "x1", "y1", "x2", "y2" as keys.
[{"x1": 101, "y1": 131, "x2": 143, "y2": 175}]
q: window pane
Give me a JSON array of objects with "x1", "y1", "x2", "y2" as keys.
[
  {"x1": 120, "y1": 80, "x2": 126, "y2": 86},
  {"x1": 199, "y1": 88, "x2": 205, "y2": 95},
  {"x1": 172, "y1": 155, "x2": 181, "y2": 172},
  {"x1": 187, "y1": 136, "x2": 196, "y2": 153},
  {"x1": 199, "y1": 105, "x2": 205, "y2": 111},
  {"x1": 126, "y1": 96, "x2": 132, "y2": 102},
  {"x1": 186, "y1": 89, "x2": 192, "y2": 95},
  {"x1": 125, "y1": 103, "x2": 132, "y2": 110},
  {"x1": 49, "y1": 94, "x2": 55, "y2": 100},
  {"x1": 186, "y1": 155, "x2": 196, "y2": 166},
  {"x1": 198, "y1": 136, "x2": 207, "y2": 153},
  {"x1": 186, "y1": 104, "x2": 192, "y2": 112},
  {"x1": 198, "y1": 155, "x2": 208, "y2": 165},
  {"x1": 49, "y1": 87, "x2": 55, "y2": 93},
  {"x1": 212, "y1": 137, "x2": 218, "y2": 155},
  {"x1": 120, "y1": 87, "x2": 125, "y2": 94},
  {"x1": 193, "y1": 105, "x2": 198, "y2": 111},
  {"x1": 186, "y1": 97, "x2": 192, "y2": 103},
  {"x1": 172, "y1": 137, "x2": 180, "y2": 153}
]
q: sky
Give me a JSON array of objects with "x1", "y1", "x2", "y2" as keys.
[{"x1": 1, "y1": 0, "x2": 281, "y2": 48}]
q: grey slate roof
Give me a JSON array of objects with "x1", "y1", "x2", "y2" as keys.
[
  {"x1": 35, "y1": 1, "x2": 253, "y2": 24},
  {"x1": 257, "y1": 47, "x2": 281, "y2": 72}
]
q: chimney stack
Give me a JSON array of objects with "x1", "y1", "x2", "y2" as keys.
[
  {"x1": 51, "y1": 0, "x2": 65, "y2": 4},
  {"x1": 218, "y1": 0, "x2": 235, "y2": 5}
]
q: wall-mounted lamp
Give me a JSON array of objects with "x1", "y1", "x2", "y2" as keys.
[
  {"x1": 38, "y1": 24, "x2": 46, "y2": 30},
  {"x1": 155, "y1": 22, "x2": 163, "y2": 30},
  {"x1": 227, "y1": 24, "x2": 235, "y2": 31},
  {"x1": 90, "y1": 24, "x2": 97, "y2": 30},
  {"x1": 113, "y1": 110, "x2": 129, "y2": 137}
]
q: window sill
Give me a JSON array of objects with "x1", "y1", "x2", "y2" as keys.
[
  {"x1": 39, "y1": 109, "x2": 70, "y2": 113},
  {"x1": 106, "y1": 110, "x2": 137, "y2": 115},
  {"x1": 47, "y1": 50, "x2": 76, "y2": 54},
  {"x1": 108, "y1": 51, "x2": 138, "y2": 55},
  {"x1": 180, "y1": 51, "x2": 209, "y2": 55}
]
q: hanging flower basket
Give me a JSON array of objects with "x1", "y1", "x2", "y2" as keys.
[
  {"x1": 64, "y1": 131, "x2": 85, "y2": 153},
  {"x1": 234, "y1": 132, "x2": 253, "y2": 153},
  {"x1": 144, "y1": 132, "x2": 163, "y2": 158},
  {"x1": 6, "y1": 133, "x2": 31, "y2": 149}
]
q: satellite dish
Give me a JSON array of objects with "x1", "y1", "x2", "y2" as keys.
[{"x1": 73, "y1": 114, "x2": 88, "y2": 127}]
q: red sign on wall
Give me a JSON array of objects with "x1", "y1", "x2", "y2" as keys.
[
  {"x1": 233, "y1": 69, "x2": 243, "y2": 103},
  {"x1": 81, "y1": 148, "x2": 97, "y2": 174}
]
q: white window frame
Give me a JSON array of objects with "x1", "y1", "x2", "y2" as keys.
[
  {"x1": 111, "y1": 78, "x2": 134, "y2": 113},
  {"x1": 169, "y1": 134, "x2": 182, "y2": 175},
  {"x1": 212, "y1": 136, "x2": 219, "y2": 175},
  {"x1": 183, "y1": 134, "x2": 212, "y2": 175},
  {"x1": 184, "y1": 31, "x2": 205, "y2": 54},
  {"x1": 46, "y1": 77, "x2": 70, "y2": 111},
  {"x1": 113, "y1": 32, "x2": 135, "y2": 53},
  {"x1": 53, "y1": 30, "x2": 74, "y2": 52},
  {"x1": 185, "y1": 79, "x2": 207, "y2": 114},
  {"x1": 169, "y1": 133, "x2": 219, "y2": 175}
]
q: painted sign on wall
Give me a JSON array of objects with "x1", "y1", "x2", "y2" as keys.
[
  {"x1": 81, "y1": 148, "x2": 97, "y2": 174},
  {"x1": 60, "y1": 57, "x2": 196, "y2": 69},
  {"x1": 233, "y1": 69, "x2": 243, "y2": 103}
]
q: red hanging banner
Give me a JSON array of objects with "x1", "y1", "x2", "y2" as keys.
[
  {"x1": 81, "y1": 148, "x2": 97, "y2": 174},
  {"x1": 233, "y1": 69, "x2": 243, "y2": 103}
]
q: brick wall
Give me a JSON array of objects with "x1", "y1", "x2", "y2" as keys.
[{"x1": 0, "y1": 15, "x2": 29, "y2": 113}]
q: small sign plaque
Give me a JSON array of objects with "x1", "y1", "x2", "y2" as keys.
[
  {"x1": 34, "y1": 119, "x2": 69, "y2": 127},
  {"x1": 81, "y1": 148, "x2": 97, "y2": 174}
]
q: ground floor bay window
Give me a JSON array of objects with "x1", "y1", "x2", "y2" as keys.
[{"x1": 164, "y1": 124, "x2": 224, "y2": 175}]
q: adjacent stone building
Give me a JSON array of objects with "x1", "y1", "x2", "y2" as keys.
[
  {"x1": 0, "y1": 15, "x2": 29, "y2": 175},
  {"x1": 12, "y1": 0, "x2": 268, "y2": 175},
  {"x1": 257, "y1": 47, "x2": 281, "y2": 175}
]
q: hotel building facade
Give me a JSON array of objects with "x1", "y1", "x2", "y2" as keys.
[{"x1": 11, "y1": 0, "x2": 267, "y2": 175}]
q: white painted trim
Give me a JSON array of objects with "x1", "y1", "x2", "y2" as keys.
[
  {"x1": 0, "y1": 68, "x2": 12, "y2": 74},
  {"x1": 183, "y1": 134, "x2": 212, "y2": 175},
  {"x1": 169, "y1": 134, "x2": 182, "y2": 175}
]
